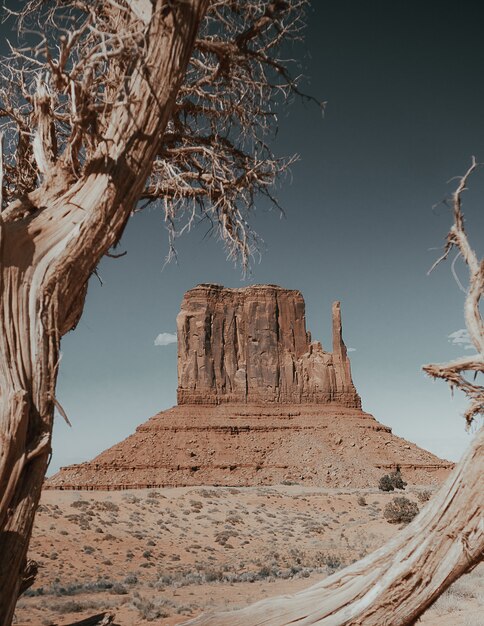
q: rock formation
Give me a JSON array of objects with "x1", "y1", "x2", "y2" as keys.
[
  {"x1": 47, "y1": 284, "x2": 453, "y2": 490},
  {"x1": 46, "y1": 403, "x2": 453, "y2": 490},
  {"x1": 177, "y1": 284, "x2": 361, "y2": 407}
]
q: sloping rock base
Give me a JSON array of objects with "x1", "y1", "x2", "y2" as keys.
[{"x1": 47, "y1": 404, "x2": 452, "y2": 490}]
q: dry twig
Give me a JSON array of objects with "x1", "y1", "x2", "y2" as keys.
[
  {"x1": 0, "y1": 0, "x2": 319, "y2": 267},
  {"x1": 0, "y1": 3, "x2": 319, "y2": 621},
  {"x1": 424, "y1": 157, "x2": 484, "y2": 426}
]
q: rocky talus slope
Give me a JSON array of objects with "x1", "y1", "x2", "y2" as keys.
[{"x1": 47, "y1": 285, "x2": 452, "y2": 490}]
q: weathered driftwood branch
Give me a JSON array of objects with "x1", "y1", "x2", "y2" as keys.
[
  {"x1": 185, "y1": 427, "x2": 483, "y2": 625},
  {"x1": 0, "y1": 3, "x2": 316, "y2": 624},
  {"x1": 18, "y1": 559, "x2": 38, "y2": 597},
  {"x1": 184, "y1": 162, "x2": 484, "y2": 624},
  {"x1": 62, "y1": 613, "x2": 115, "y2": 626},
  {"x1": 0, "y1": 1, "x2": 209, "y2": 622},
  {"x1": 424, "y1": 157, "x2": 484, "y2": 425}
]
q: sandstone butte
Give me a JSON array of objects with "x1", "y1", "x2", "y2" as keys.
[{"x1": 47, "y1": 284, "x2": 453, "y2": 490}]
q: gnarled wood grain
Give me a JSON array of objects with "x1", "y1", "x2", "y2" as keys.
[
  {"x1": 185, "y1": 426, "x2": 483, "y2": 625},
  {"x1": 0, "y1": 2, "x2": 208, "y2": 622}
]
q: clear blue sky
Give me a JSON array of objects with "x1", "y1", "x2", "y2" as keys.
[{"x1": 17, "y1": 1, "x2": 481, "y2": 473}]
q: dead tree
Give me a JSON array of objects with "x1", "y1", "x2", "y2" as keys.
[
  {"x1": 0, "y1": 0, "x2": 480, "y2": 622},
  {"x1": 0, "y1": 1, "x2": 311, "y2": 622},
  {"x1": 184, "y1": 162, "x2": 484, "y2": 625}
]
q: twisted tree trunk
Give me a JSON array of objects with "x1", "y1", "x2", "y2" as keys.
[
  {"x1": 186, "y1": 427, "x2": 483, "y2": 625},
  {"x1": 0, "y1": 1, "x2": 208, "y2": 621}
]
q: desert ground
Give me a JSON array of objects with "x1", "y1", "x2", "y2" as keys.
[{"x1": 14, "y1": 485, "x2": 482, "y2": 626}]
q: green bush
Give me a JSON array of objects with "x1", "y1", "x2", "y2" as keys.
[{"x1": 384, "y1": 497, "x2": 419, "y2": 524}]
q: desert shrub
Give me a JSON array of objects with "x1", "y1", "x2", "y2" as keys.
[
  {"x1": 123, "y1": 494, "x2": 140, "y2": 504},
  {"x1": 147, "y1": 490, "x2": 165, "y2": 499},
  {"x1": 156, "y1": 574, "x2": 174, "y2": 587},
  {"x1": 71, "y1": 500, "x2": 90, "y2": 509},
  {"x1": 238, "y1": 571, "x2": 257, "y2": 583},
  {"x1": 357, "y1": 495, "x2": 367, "y2": 506},
  {"x1": 289, "y1": 547, "x2": 305, "y2": 565},
  {"x1": 391, "y1": 468, "x2": 407, "y2": 490},
  {"x1": 49, "y1": 597, "x2": 109, "y2": 613},
  {"x1": 257, "y1": 565, "x2": 272, "y2": 578},
  {"x1": 50, "y1": 600, "x2": 85, "y2": 613},
  {"x1": 378, "y1": 466, "x2": 407, "y2": 491},
  {"x1": 111, "y1": 583, "x2": 128, "y2": 595},
  {"x1": 23, "y1": 587, "x2": 44, "y2": 597},
  {"x1": 378, "y1": 474, "x2": 395, "y2": 491},
  {"x1": 35, "y1": 579, "x2": 117, "y2": 598},
  {"x1": 176, "y1": 604, "x2": 199, "y2": 615},
  {"x1": 384, "y1": 497, "x2": 419, "y2": 524},
  {"x1": 181, "y1": 572, "x2": 204, "y2": 585},
  {"x1": 83, "y1": 579, "x2": 114, "y2": 592},
  {"x1": 417, "y1": 489, "x2": 432, "y2": 503},
  {"x1": 131, "y1": 596, "x2": 170, "y2": 621},
  {"x1": 98, "y1": 501, "x2": 119, "y2": 512},
  {"x1": 322, "y1": 554, "x2": 342, "y2": 571},
  {"x1": 124, "y1": 573, "x2": 138, "y2": 585},
  {"x1": 215, "y1": 529, "x2": 238, "y2": 545},
  {"x1": 205, "y1": 568, "x2": 224, "y2": 582}
]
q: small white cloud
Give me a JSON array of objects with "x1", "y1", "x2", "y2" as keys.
[
  {"x1": 347, "y1": 347, "x2": 356, "y2": 352},
  {"x1": 448, "y1": 329, "x2": 474, "y2": 350},
  {"x1": 154, "y1": 332, "x2": 177, "y2": 347}
]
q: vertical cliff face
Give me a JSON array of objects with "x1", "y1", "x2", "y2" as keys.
[{"x1": 177, "y1": 284, "x2": 361, "y2": 408}]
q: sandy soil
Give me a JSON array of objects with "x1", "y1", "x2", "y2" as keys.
[{"x1": 14, "y1": 485, "x2": 482, "y2": 626}]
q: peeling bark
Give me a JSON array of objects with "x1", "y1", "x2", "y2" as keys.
[
  {"x1": 18, "y1": 559, "x2": 39, "y2": 598},
  {"x1": 0, "y1": 1, "x2": 208, "y2": 622},
  {"x1": 185, "y1": 427, "x2": 483, "y2": 625}
]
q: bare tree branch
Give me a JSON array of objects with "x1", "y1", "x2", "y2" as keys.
[
  {"x1": 0, "y1": 0, "x2": 319, "y2": 268},
  {"x1": 424, "y1": 157, "x2": 484, "y2": 426},
  {"x1": 0, "y1": 2, "x2": 211, "y2": 621}
]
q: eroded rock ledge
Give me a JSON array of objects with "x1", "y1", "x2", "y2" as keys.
[{"x1": 177, "y1": 284, "x2": 361, "y2": 407}]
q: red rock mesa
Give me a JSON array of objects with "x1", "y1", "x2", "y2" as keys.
[
  {"x1": 47, "y1": 285, "x2": 452, "y2": 490},
  {"x1": 177, "y1": 284, "x2": 361, "y2": 407}
]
